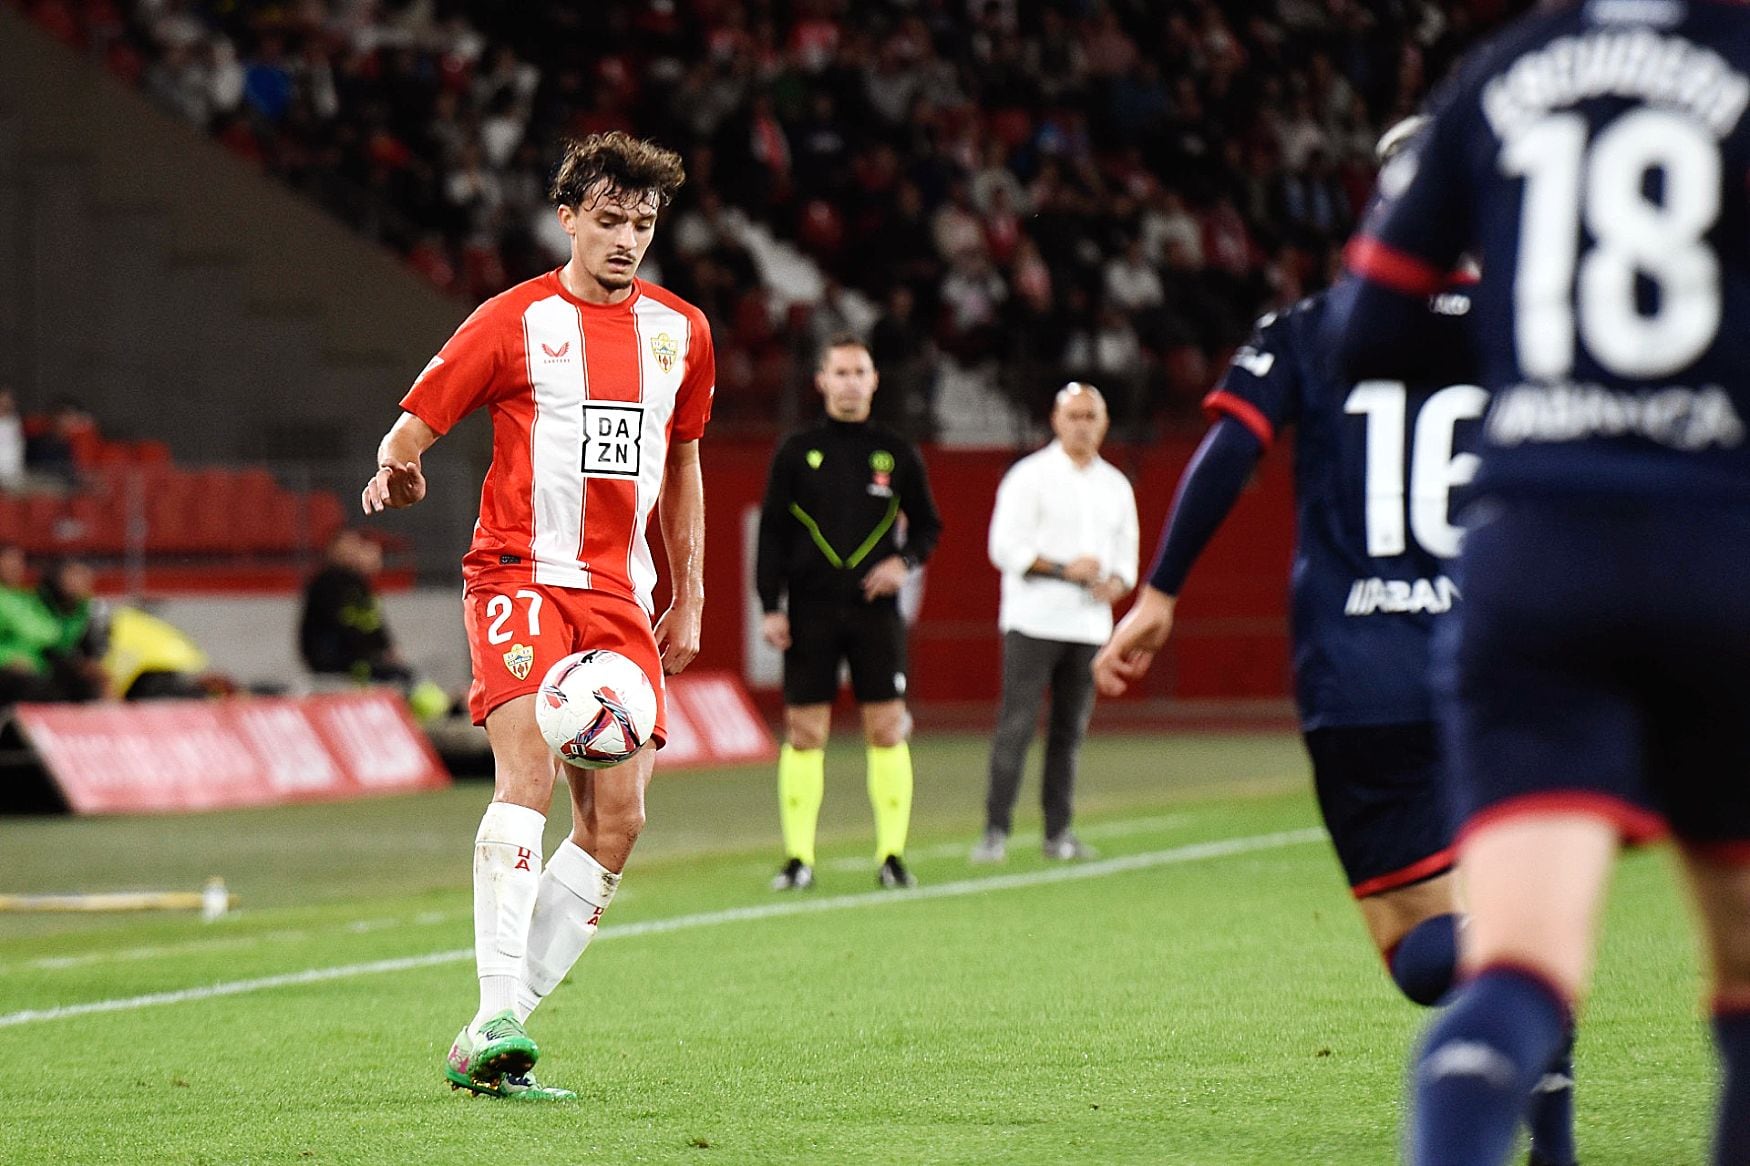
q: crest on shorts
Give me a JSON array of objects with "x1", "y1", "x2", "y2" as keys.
[
  {"x1": 503, "y1": 643, "x2": 534, "y2": 681},
  {"x1": 650, "y1": 331, "x2": 678, "y2": 373}
]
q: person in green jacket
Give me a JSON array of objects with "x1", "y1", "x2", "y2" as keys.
[
  {"x1": 0, "y1": 544, "x2": 59, "y2": 704},
  {"x1": 0, "y1": 548, "x2": 105, "y2": 705}
]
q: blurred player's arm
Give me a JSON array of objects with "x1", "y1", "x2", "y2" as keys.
[
  {"x1": 755, "y1": 438, "x2": 798, "y2": 649},
  {"x1": 655, "y1": 438, "x2": 704, "y2": 673},
  {"x1": 361, "y1": 413, "x2": 439, "y2": 513},
  {"x1": 1093, "y1": 418, "x2": 1262, "y2": 696},
  {"x1": 1325, "y1": 91, "x2": 1474, "y2": 380},
  {"x1": 1096, "y1": 303, "x2": 1299, "y2": 694}
]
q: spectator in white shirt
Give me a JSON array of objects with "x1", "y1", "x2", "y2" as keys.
[
  {"x1": 0, "y1": 389, "x2": 23, "y2": 491},
  {"x1": 974, "y1": 383, "x2": 1138, "y2": 863}
]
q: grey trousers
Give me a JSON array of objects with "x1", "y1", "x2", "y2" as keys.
[{"x1": 984, "y1": 630, "x2": 1099, "y2": 840}]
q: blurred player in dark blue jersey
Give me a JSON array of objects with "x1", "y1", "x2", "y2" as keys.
[
  {"x1": 1326, "y1": 3, "x2": 1750, "y2": 1163},
  {"x1": 1095, "y1": 120, "x2": 1578, "y2": 1166}
]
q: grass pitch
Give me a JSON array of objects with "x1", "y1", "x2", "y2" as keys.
[{"x1": 0, "y1": 732, "x2": 1716, "y2": 1164}]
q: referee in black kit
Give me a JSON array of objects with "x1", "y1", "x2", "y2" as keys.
[{"x1": 756, "y1": 334, "x2": 943, "y2": 892}]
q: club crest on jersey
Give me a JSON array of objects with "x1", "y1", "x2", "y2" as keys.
[
  {"x1": 650, "y1": 331, "x2": 678, "y2": 373},
  {"x1": 541, "y1": 341, "x2": 570, "y2": 362},
  {"x1": 869, "y1": 449, "x2": 894, "y2": 493},
  {"x1": 806, "y1": 449, "x2": 824, "y2": 470},
  {"x1": 503, "y1": 643, "x2": 534, "y2": 680}
]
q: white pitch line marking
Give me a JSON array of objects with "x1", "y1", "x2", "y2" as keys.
[
  {"x1": 821, "y1": 812, "x2": 1194, "y2": 871},
  {"x1": 0, "y1": 827, "x2": 1324, "y2": 1029},
  {"x1": 5, "y1": 911, "x2": 467, "y2": 975}
]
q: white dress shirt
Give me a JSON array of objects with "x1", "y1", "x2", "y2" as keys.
[{"x1": 987, "y1": 440, "x2": 1139, "y2": 645}]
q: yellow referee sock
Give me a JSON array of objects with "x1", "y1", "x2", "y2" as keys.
[
  {"x1": 867, "y1": 742, "x2": 913, "y2": 861},
  {"x1": 777, "y1": 744, "x2": 825, "y2": 866}
]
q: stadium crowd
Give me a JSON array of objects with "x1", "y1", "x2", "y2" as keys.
[{"x1": 13, "y1": 0, "x2": 1519, "y2": 433}]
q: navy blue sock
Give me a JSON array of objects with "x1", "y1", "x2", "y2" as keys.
[
  {"x1": 1389, "y1": 914, "x2": 1460, "y2": 1006},
  {"x1": 1408, "y1": 965, "x2": 1569, "y2": 1166},
  {"x1": 1713, "y1": 1007, "x2": 1750, "y2": 1166},
  {"x1": 1525, "y1": 1030, "x2": 1577, "y2": 1166}
]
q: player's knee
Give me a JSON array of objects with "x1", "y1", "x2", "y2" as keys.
[
  {"x1": 788, "y1": 725, "x2": 827, "y2": 751},
  {"x1": 599, "y1": 801, "x2": 646, "y2": 845},
  {"x1": 861, "y1": 702, "x2": 909, "y2": 747},
  {"x1": 866, "y1": 722, "x2": 905, "y2": 748},
  {"x1": 1387, "y1": 912, "x2": 1461, "y2": 1006}
]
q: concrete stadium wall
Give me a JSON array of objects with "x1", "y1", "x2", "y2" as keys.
[
  {"x1": 0, "y1": 6, "x2": 471, "y2": 465},
  {"x1": 149, "y1": 589, "x2": 471, "y2": 697}
]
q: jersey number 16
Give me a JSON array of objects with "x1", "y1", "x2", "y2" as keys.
[{"x1": 1345, "y1": 381, "x2": 1487, "y2": 560}]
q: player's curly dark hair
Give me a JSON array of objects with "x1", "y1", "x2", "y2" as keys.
[{"x1": 548, "y1": 132, "x2": 686, "y2": 211}]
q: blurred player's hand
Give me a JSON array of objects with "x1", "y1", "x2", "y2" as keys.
[
  {"x1": 1092, "y1": 586, "x2": 1176, "y2": 697},
  {"x1": 1089, "y1": 575, "x2": 1129, "y2": 605},
  {"x1": 761, "y1": 611, "x2": 792, "y2": 651},
  {"x1": 655, "y1": 600, "x2": 702, "y2": 674},
  {"x1": 362, "y1": 460, "x2": 426, "y2": 513},
  {"x1": 861, "y1": 555, "x2": 908, "y2": 599},
  {"x1": 1062, "y1": 555, "x2": 1104, "y2": 585}
]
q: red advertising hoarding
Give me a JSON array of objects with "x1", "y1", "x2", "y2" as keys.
[
  {"x1": 662, "y1": 670, "x2": 778, "y2": 769},
  {"x1": 15, "y1": 691, "x2": 451, "y2": 814}
]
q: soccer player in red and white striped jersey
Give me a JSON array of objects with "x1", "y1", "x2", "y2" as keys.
[{"x1": 362, "y1": 132, "x2": 711, "y2": 1101}]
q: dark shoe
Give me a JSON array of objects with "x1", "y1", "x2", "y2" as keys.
[
  {"x1": 771, "y1": 857, "x2": 815, "y2": 891},
  {"x1": 877, "y1": 854, "x2": 916, "y2": 889}
]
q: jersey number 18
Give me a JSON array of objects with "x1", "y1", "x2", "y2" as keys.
[{"x1": 1503, "y1": 108, "x2": 1722, "y2": 380}]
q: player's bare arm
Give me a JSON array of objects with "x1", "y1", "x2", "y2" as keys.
[
  {"x1": 362, "y1": 413, "x2": 439, "y2": 514},
  {"x1": 654, "y1": 438, "x2": 704, "y2": 674},
  {"x1": 860, "y1": 554, "x2": 908, "y2": 599},
  {"x1": 1092, "y1": 586, "x2": 1176, "y2": 697}
]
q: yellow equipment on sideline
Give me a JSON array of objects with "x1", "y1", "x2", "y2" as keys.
[{"x1": 0, "y1": 877, "x2": 233, "y2": 919}]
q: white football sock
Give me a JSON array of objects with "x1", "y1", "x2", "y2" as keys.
[
  {"x1": 515, "y1": 839, "x2": 620, "y2": 1022},
  {"x1": 470, "y1": 801, "x2": 546, "y2": 1034}
]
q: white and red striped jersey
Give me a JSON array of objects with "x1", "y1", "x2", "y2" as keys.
[{"x1": 401, "y1": 271, "x2": 714, "y2": 613}]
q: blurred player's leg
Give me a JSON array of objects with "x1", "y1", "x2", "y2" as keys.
[
  {"x1": 982, "y1": 633, "x2": 1055, "y2": 853},
  {"x1": 1040, "y1": 641, "x2": 1098, "y2": 858},
  {"x1": 1680, "y1": 851, "x2": 1750, "y2": 1164},
  {"x1": 517, "y1": 748, "x2": 655, "y2": 1021},
  {"x1": 774, "y1": 705, "x2": 830, "y2": 888},
  {"x1": 863, "y1": 700, "x2": 914, "y2": 885},
  {"x1": 1369, "y1": 873, "x2": 1576, "y2": 1163},
  {"x1": 1361, "y1": 878, "x2": 1459, "y2": 1006},
  {"x1": 1408, "y1": 815, "x2": 1617, "y2": 1166}
]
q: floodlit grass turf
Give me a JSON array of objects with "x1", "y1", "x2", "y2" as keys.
[{"x1": 0, "y1": 732, "x2": 1716, "y2": 1164}]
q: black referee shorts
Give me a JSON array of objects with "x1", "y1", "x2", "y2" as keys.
[{"x1": 783, "y1": 596, "x2": 908, "y2": 706}]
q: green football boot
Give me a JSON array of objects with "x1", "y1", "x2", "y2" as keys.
[
  {"x1": 444, "y1": 1010, "x2": 538, "y2": 1093},
  {"x1": 483, "y1": 1071, "x2": 578, "y2": 1102}
]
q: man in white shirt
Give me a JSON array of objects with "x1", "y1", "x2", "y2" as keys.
[{"x1": 975, "y1": 383, "x2": 1138, "y2": 862}]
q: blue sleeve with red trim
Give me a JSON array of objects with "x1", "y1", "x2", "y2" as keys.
[
  {"x1": 1204, "y1": 308, "x2": 1302, "y2": 443},
  {"x1": 1146, "y1": 417, "x2": 1264, "y2": 597},
  {"x1": 1326, "y1": 72, "x2": 1479, "y2": 380}
]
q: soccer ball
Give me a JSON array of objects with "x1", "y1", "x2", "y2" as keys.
[{"x1": 534, "y1": 649, "x2": 657, "y2": 769}]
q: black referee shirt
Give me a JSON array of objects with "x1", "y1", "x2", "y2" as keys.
[{"x1": 755, "y1": 416, "x2": 942, "y2": 611}]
